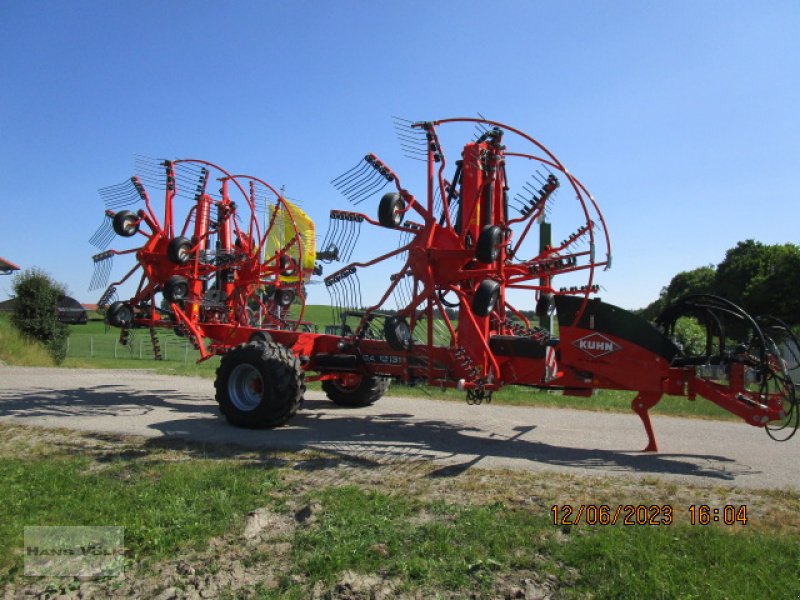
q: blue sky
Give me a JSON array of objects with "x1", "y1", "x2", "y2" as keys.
[{"x1": 1, "y1": 1, "x2": 797, "y2": 310}]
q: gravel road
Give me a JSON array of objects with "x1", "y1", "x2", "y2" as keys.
[{"x1": 0, "y1": 366, "x2": 796, "y2": 490}]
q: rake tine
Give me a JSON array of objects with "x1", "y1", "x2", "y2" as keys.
[
  {"x1": 395, "y1": 132, "x2": 427, "y2": 145},
  {"x1": 89, "y1": 216, "x2": 114, "y2": 249},
  {"x1": 532, "y1": 171, "x2": 548, "y2": 186},
  {"x1": 345, "y1": 172, "x2": 386, "y2": 202},
  {"x1": 344, "y1": 220, "x2": 362, "y2": 262},
  {"x1": 338, "y1": 220, "x2": 357, "y2": 263},
  {"x1": 320, "y1": 212, "x2": 338, "y2": 256},
  {"x1": 337, "y1": 223, "x2": 353, "y2": 264},
  {"x1": 339, "y1": 167, "x2": 382, "y2": 197},
  {"x1": 332, "y1": 164, "x2": 373, "y2": 192},
  {"x1": 332, "y1": 160, "x2": 370, "y2": 186},
  {"x1": 349, "y1": 178, "x2": 390, "y2": 205},
  {"x1": 399, "y1": 143, "x2": 428, "y2": 155}
]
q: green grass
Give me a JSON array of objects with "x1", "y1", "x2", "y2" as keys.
[
  {"x1": 2, "y1": 427, "x2": 797, "y2": 598},
  {"x1": 552, "y1": 522, "x2": 800, "y2": 599},
  {"x1": 0, "y1": 313, "x2": 55, "y2": 367},
  {"x1": 282, "y1": 486, "x2": 800, "y2": 599},
  {"x1": 0, "y1": 451, "x2": 281, "y2": 583},
  {"x1": 290, "y1": 488, "x2": 553, "y2": 592}
]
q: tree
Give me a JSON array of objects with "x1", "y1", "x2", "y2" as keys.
[
  {"x1": 638, "y1": 266, "x2": 716, "y2": 321},
  {"x1": 715, "y1": 240, "x2": 800, "y2": 324},
  {"x1": 11, "y1": 268, "x2": 69, "y2": 364},
  {"x1": 638, "y1": 240, "x2": 800, "y2": 327}
]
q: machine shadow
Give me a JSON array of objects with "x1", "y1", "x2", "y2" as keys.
[{"x1": 0, "y1": 384, "x2": 746, "y2": 482}]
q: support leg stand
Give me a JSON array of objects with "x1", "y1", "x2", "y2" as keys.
[{"x1": 632, "y1": 392, "x2": 662, "y2": 452}]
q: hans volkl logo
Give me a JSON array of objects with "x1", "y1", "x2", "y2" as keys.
[
  {"x1": 24, "y1": 526, "x2": 125, "y2": 577},
  {"x1": 573, "y1": 332, "x2": 622, "y2": 358}
]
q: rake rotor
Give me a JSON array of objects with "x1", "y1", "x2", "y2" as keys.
[{"x1": 88, "y1": 158, "x2": 318, "y2": 357}]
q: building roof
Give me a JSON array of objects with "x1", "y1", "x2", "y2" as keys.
[{"x1": 0, "y1": 257, "x2": 20, "y2": 275}]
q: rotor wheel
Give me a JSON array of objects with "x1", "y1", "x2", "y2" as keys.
[
  {"x1": 215, "y1": 342, "x2": 304, "y2": 428},
  {"x1": 322, "y1": 374, "x2": 391, "y2": 407},
  {"x1": 112, "y1": 210, "x2": 139, "y2": 237},
  {"x1": 472, "y1": 279, "x2": 500, "y2": 317},
  {"x1": 277, "y1": 288, "x2": 296, "y2": 308},
  {"x1": 378, "y1": 192, "x2": 405, "y2": 228},
  {"x1": 279, "y1": 254, "x2": 298, "y2": 277},
  {"x1": 163, "y1": 275, "x2": 190, "y2": 303},
  {"x1": 384, "y1": 315, "x2": 412, "y2": 350},
  {"x1": 167, "y1": 236, "x2": 193, "y2": 265},
  {"x1": 476, "y1": 225, "x2": 503, "y2": 263},
  {"x1": 106, "y1": 301, "x2": 133, "y2": 327}
]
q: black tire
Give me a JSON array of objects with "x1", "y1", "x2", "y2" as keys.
[
  {"x1": 106, "y1": 301, "x2": 133, "y2": 327},
  {"x1": 167, "y1": 236, "x2": 193, "y2": 264},
  {"x1": 322, "y1": 374, "x2": 391, "y2": 407},
  {"x1": 112, "y1": 210, "x2": 139, "y2": 237},
  {"x1": 475, "y1": 225, "x2": 503, "y2": 263},
  {"x1": 249, "y1": 331, "x2": 273, "y2": 345},
  {"x1": 384, "y1": 315, "x2": 411, "y2": 350},
  {"x1": 378, "y1": 193, "x2": 405, "y2": 228},
  {"x1": 472, "y1": 279, "x2": 500, "y2": 317},
  {"x1": 279, "y1": 254, "x2": 298, "y2": 276},
  {"x1": 215, "y1": 342, "x2": 304, "y2": 428},
  {"x1": 163, "y1": 275, "x2": 189, "y2": 303},
  {"x1": 277, "y1": 288, "x2": 295, "y2": 307},
  {"x1": 535, "y1": 293, "x2": 555, "y2": 320}
]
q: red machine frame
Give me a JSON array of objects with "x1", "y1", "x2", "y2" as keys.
[{"x1": 93, "y1": 120, "x2": 798, "y2": 451}]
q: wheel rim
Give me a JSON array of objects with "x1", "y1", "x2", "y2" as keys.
[
  {"x1": 228, "y1": 364, "x2": 264, "y2": 412},
  {"x1": 123, "y1": 218, "x2": 136, "y2": 235},
  {"x1": 332, "y1": 375, "x2": 362, "y2": 393},
  {"x1": 177, "y1": 244, "x2": 190, "y2": 263}
]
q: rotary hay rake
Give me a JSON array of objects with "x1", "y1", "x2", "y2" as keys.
[
  {"x1": 89, "y1": 157, "x2": 317, "y2": 366},
  {"x1": 91, "y1": 119, "x2": 799, "y2": 451}
]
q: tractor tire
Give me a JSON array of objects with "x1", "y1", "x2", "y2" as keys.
[
  {"x1": 106, "y1": 301, "x2": 133, "y2": 327},
  {"x1": 475, "y1": 225, "x2": 503, "y2": 263},
  {"x1": 322, "y1": 374, "x2": 391, "y2": 407},
  {"x1": 163, "y1": 275, "x2": 189, "y2": 303},
  {"x1": 112, "y1": 210, "x2": 139, "y2": 237},
  {"x1": 167, "y1": 236, "x2": 193, "y2": 265},
  {"x1": 249, "y1": 331, "x2": 273, "y2": 346},
  {"x1": 378, "y1": 193, "x2": 405, "y2": 228},
  {"x1": 472, "y1": 279, "x2": 500, "y2": 317},
  {"x1": 215, "y1": 342, "x2": 304, "y2": 428},
  {"x1": 384, "y1": 315, "x2": 411, "y2": 350}
]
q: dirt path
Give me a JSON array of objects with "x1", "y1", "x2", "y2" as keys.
[{"x1": 0, "y1": 366, "x2": 797, "y2": 490}]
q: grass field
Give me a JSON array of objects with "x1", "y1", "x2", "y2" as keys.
[{"x1": 1, "y1": 423, "x2": 798, "y2": 598}]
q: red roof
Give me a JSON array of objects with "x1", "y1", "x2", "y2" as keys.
[{"x1": 0, "y1": 257, "x2": 20, "y2": 273}]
